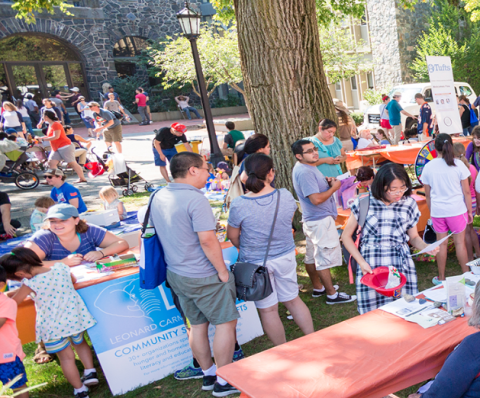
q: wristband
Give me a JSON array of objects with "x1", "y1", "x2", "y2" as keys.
[{"x1": 99, "y1": 250, "x2": 105, "y2": 258}]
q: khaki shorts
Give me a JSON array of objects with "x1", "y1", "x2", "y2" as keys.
[
  {"x1": 166, "y1": 270, "x2": 240, "y2": 326},
  {"x1": 104, "y1": 124, "x2": 123, "y2": 143},
  {"x1": 48, "y1": 144, "x2": 76, "y2": 163},
  {"x1": 303, "y1": 216, "x2": 342, "y2": 270},
  {"x1": 146, "y1": 105, "x2": 151, "y2": 114}
]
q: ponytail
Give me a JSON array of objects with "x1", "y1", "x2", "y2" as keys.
[
  {"x1": 244, "y1": 153, "x2": 274, "y2": 193},
  {"x1": 435, "y1": 133, "x2": 455, "y2": 166}
]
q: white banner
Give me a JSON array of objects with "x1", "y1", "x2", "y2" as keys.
[{"x1": 426, "y1": 56, "x2": 462, "y2": 134}]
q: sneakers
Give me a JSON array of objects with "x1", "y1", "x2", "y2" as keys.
[
  {"x1": 432, "y1": 276, "x2": 443, "y2": 286},
  {"x1": 326, "y1": 292, "x2": 357, "y2": 305},
  {"x1": 74, "y1": 390, "x2": 89, "y2": 398},
  {"x1": 232, "y1": 348, "x2": 245, "y2": 362},
  {"x1": 312, "y1": 284, "x2": 339, "y2": 298},
  {"x1": 81, "y1": 371, "x2": 98, "y2": 387},
  {"x1": 149, "y1": 121, "x2": 153, "y2": 124},
  {"x1": 202, "y1": 375, "x2": 217, "y2": 391},
  {"x1": 174, "y1": 362, "x2": 203, "y2": 380},
  {"x1": 212, "y1": 382, "x2": 240, "y2": 397}
]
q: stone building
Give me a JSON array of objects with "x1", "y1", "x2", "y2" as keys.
[
  {"x1": 328, "y1": 0, "x2": 433, "y2": 110},
  {"x1": 0, "y1": 0, "x2": 215, "y2": 105}
]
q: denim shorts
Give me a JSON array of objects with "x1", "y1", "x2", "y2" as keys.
[
  {"x1": 153, "y1": 147, "x2": 177, "y2": 167},
  {"x1": 0, "y1": 356, "x2": 28, "y2": 389}
]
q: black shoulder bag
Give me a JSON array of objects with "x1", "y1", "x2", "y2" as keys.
[{"x1": 231, "y1": 191, "x2": 280, "y2": 301}]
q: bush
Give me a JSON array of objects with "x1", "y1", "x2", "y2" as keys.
[
  {"x1": 212, "y1": 94, "x2": 244, "y2": 108},
  {"x1": 111, "y1": 76, "x2": 149, "y2": 113},
  {"x1": 350, "y1": 111, "x2": 364, "y2": 126},
  {"x1": 363, "y1": 89, "x2": 384, "y2": 106}
]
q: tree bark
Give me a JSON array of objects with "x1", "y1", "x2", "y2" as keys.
[{"x1": 234, "y1": 0, "x2": 337, "y2": 192}]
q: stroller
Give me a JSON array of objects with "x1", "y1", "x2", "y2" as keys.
[{"x1": 0, "y1": 148, "x2": 40, "y2": 190}]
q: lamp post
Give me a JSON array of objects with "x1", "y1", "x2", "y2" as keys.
[{"x1": 176, "y1": 2, "x2": 224, "y2": 166}]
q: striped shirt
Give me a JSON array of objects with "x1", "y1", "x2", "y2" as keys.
[{"x1": 28, "y1": 225, "x2": 107, "y2": 260}]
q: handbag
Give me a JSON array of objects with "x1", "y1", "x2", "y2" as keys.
[
  {"x1": 470, "y1": 105, "x2": 479, "y2": 125},
  {"x1": 139, "y1": 189, "x2": 168, "y2": 289},
  {"x1": 231, "y1": 191, "x2": 279, "y2": 301},
  {"x1": 111, "y1": 110, "x2": 124, "y2": 121},
  {"x1": 342, "y1": 193, "x2": 370, "y2": 284}
]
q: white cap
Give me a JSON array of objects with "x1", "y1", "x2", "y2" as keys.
[
  {"x1": 70, "y1": 87, "x2": 80, "y2": 92},
  {"x1": 393, "y1": 91, "x2": 402, "y2": 97}
]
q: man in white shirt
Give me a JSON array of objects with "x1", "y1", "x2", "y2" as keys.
[{"x1": 175, "y1": 95, "x2": 202, "y2": 120}]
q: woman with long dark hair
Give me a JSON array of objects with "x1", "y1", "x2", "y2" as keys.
[
  {"x1": 227, "y1": 153, "x2": 313, "y2": 345},
  {"x1": 334, "y1": 99, "x2": 356, "y2": 151},
  {"x1": 421, "y1": 133, "x2": 472, "y2": 285}
]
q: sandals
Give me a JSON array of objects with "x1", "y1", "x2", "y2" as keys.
[
  {"x1": 33, "y1": 343, "x2": 54, "y2": 364},
  {"x1": 73, "y1": 179, "x2": 88, "y2": 184}
]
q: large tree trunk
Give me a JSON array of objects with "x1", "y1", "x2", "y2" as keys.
[{"x1": 234, "y1": 0, "x2": 337, "y2": 192}]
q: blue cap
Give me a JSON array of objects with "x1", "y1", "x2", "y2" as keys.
[{"x1": 44, "y1": 204, "x2": 79, "y2": 221}]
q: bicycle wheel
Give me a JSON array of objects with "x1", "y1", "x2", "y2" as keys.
[{"x1": 15, "y1": 171, "x2": 40, "y2": 190}]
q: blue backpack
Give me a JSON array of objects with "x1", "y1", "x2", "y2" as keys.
[{"x1": 139, "y1": 189, "x2": 167, "y2": 289}]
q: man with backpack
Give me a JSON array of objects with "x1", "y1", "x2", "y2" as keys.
[
  {"x1": 88, "y1": 101, "x2": 123, "y2": 153},
  {"x1": 291, "y1": 139, "x2": 357, "y2": 305}
]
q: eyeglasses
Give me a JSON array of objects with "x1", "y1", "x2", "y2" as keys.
[
  {"x1": 303, "y1": 147, "x2": 319, "y2": 154},
  {"x1": 195, "y1": 167, "x2": 210, "y2": 171},
  {"x1": 387, "y1": 187, "x2": 408, "y2": 195}
]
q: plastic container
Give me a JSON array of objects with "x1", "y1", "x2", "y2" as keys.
[
  {"x1": 467, "y1": 259, "x2": 480, "y2": 275},
  {"x1": 360, "y1": 266, "x2": 407, "y2": 298}
]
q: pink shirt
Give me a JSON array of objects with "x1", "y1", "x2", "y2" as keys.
[
  {"x1": 0, "y1": 293, "x2": 25, "y2": 364},
  {"x1": 135, "y1": 93, "x2": 147, "y2": 107},
  {"x1": 470, "y1": 164, "x2": 477, "y2": 199}
]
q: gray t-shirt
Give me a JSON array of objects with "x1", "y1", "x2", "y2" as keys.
[
  {"x1": 93, "y1": 108, "x2": 120, "y2": 130},
  {"x1": 292, "y1": 162, "x2": 337, "y2": 222},
  {"x1": 228, "y1": 189, "x2": 297, "y2": 263},
  {"x1": 104, "y1": 100, "x2": 121, "y2": 113},
  {"x1": 150, "y1": 183, "x2": 217, "y2": 278}
]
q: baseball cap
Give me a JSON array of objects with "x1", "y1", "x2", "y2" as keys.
[
  {"x1": 24, "y1": 93, "x2": 33, "y2": 99},
  {"x1": 44, "y1": 169, "x2": 64, "y2": 177},
  {"x1": 171, "y1": 123, "x2": 187, "y2": 133},
  {"x1": 70, "y1": 87, "x2": 80, "y2": 92},
  {"x1": 44, "y1": 203, "x2": 79, "y2": 220}
]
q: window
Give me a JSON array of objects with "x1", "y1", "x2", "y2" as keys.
[
  {"x1": 113, "y1": 37, "x2": 149, "y2": 58},
  {"x1": 335, "y1": 82, "x2": 342, "y2": 91},
  {"x1": 115, "y1": 62, "x2": 136, "y2": 78},
  {"x1": 367, "y1": 73, "x2": 374, "y2": 89},
  {"x1": 351, "y1": 76, "x2": 357, "y2": 90},
  {"x1": 424, "y1": 89, "x2": 433, "y2": 102},
  {"x1": 460, "y1": 86, "x2": 473, "y2": 96}
]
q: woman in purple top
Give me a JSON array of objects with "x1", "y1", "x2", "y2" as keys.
[
  {"x1": 24, "y1": 203, "x2": 128, "y2": 267},
  {"x1": 466, "y1": 126, "x2": 480, "y2": 171}
]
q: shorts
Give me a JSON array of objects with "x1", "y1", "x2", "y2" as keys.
[
  {"x1": 48, "y1": 144, "x2": 76, "y2": 163},
  {"x1": 380, "y1": 119, "x2": 392, "y2": 129},
  {"x1": 146, "y1": 105, "x2": 151, "y2": 114},
  {"x1": 303, "y1": 216, "x2": 342, "y2": 270},
  {"x1": 0, "y1": 356, "x2": 28, "y2": 389},
  {"x1": 166, "y1": 269, "x2": 240, "y2": 326},
  {"x1": 254, "y1": 250, "x2": 299, "y2": 309},
  {"x1": 167, "y1": 281, "x2": 188, "y2": 326},
  {"x1": 104, "y1": 124, "x2": 123, "y2": 143},
  {"x1": 44, "y1": 332, "x2": 85, "y2": 354},
  {"x1": 82, "y1": 117, "x2": 95, "y2": 129},
  {"x1": 153, "y1": 147, "x2": 177, "y2": 167},
  {"x1": 431, "y1": 212, "x2": 468, "y2": 234}
]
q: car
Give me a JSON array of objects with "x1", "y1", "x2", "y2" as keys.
[{"x1": 363, "y1": 82, "x2": 477, "y2": 131}]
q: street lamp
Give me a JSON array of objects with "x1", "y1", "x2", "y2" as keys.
[{"x1": 176, "y1": 2, "x2": 224, "y2": 166}]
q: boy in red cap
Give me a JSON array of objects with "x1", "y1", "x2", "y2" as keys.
[{"x1": 152, "y1": 123, "x2": 192, "y2": 182}]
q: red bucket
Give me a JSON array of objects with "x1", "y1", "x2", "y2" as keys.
[{"x1": 361, "y1": 266, "x2": 407, "y2": 298}]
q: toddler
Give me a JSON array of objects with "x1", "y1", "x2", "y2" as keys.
[
  {"x1": 30, "y1": 197, "x2": 55, "y2": 232},
  {"x1": 2, "y1": 248, "x2": 98, "y2": 398},
  {"x1": 99, "y1": 186, "x2": 127, "y2": 220},
  {"x1": 0, "y1": 265, "x2": 28, "y2": 398}
]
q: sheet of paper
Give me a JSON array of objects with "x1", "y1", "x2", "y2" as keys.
[
  {"x1": 410, "y1": 233, "x2": 452, "y2": 257},
  {"x1": 71, "y1": 263, "x2": 112, "y2": 283},
  {"x1": 423, "y1": 286, "x2": 447, "y2": 302},
  {"x1": 379, "y1": 297, "x2": 430, "y2": 319},
  {"x1": 336, "y1": 171, "x2": 352, "y2": 181}
]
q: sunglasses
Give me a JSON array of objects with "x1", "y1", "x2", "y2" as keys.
[{"x1": 44, "y1": 175, "x2": 55, "y2": 179}]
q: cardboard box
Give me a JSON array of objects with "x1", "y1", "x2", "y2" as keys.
[
  {"x1": 95, "y1": 254, "x2": 138, "y2": 272},
  {"x1": 81, "y1": 209, "x2": 120, "y2": 227}
]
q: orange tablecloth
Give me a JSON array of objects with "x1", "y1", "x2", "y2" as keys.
[
  {"x1": 16, "y1": 242, "x2": 233, "y2": 345},
  {"x1": 346, "y1": 137, "x2": 471, "y2": 169},
  {"x1": 217, "y1": 309, "x2": 475, "y2": 398}
]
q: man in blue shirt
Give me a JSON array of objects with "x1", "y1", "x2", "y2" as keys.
[
  {"x1": 415, "y1": 93, "x2": 433, "y2": 139},
  {"x1": 45, "y1": 169, "x2": 87, "y2": 213},
  {"x1": 102, "y1": 86, "x2": 120, "y2": 103},
  {"x1": 386, "y1": 91, "x2": 416, "y2": 145}
]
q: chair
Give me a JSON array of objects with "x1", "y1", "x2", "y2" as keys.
[{"x1": 177, "y1": 105, "x2": 187, "y2": 120}]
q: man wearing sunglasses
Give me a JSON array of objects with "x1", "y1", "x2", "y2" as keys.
[
  {"x1": 45, "y1": 169, "x2": 87, "y2": 213},
  {"x1": 291, "y1": 140, "x2": 356, "y2": 305}
]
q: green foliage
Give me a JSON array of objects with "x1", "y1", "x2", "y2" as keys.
[
  {"x1": 465, "y1": 0, "x2": 480, "y2": 21},
  {"x1": 11, "y1": 0, "x2": 73, "y2": 24},
  {"x1": 111, "y1": 75, "x2": 149, "y2": 114},
  {"x1": 409, "y1": 0, "x2": 480, "y2": 93},
  {"x1": 350, "y1": 110, "x2": 364, "y2": 126},
  {"x1": 148, "y1": 22, "x2": 244, "y2": 99},
  {"x1": 212, "y1": 93, "x2": 243, "y2": 108},
  {"x1": 363, "y1": 88, "x2": 385, "y2": 106},
  {"x1": 318, "y1": 23, "x2": 374, "y2": 83}
]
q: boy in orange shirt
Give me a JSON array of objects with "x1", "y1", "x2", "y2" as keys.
[{"x1": 0, "y1": 265, "x2": 28, "y2": 397}]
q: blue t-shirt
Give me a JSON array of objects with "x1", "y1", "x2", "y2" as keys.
[
  {"x1": 292, "y1": 162, "x2": 337, "y2": 222},
  {"x1": 304, "y1": 136, "x2": 343, "y2": 177},
  {"x1": 418, "y1": 103, "x2": 433, "y2": 135},
  {"x1": 228, "y1": 189, "x2": 297, "y2": 263},
  {"x1": 386, "y1": 99, "x2": 403, "y2": 126},
  {"x1": 143, "y1": 92, "x2": 150, "y2": 106},
  {"x1": 50, "y1": 182, "x2": 87, "y2": 213},
  {"x1": 474, "y1": 96, "x2": 480, "y2": 108},
  {"x1": 28, "y1": 224, "x2": 107, "y2": 260}
]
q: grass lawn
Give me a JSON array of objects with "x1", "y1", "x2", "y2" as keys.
[{"x1": 12, "y1": 192, "x2": 473, "y2": 398}]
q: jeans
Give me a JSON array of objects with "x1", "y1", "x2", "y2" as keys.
[
  {"x1": 63, "y1": 109, "x2": 71, "y2": 124},
  {"x1": 463, "y1": 128, "x2": 470, "y2": 136},
  {"x1": 23, "y1": 116, "x2": 33, "y2": 135},
  {"x1": 138, "y1": 106, "x2": 150, "y2": 123},
  {"x1": 183, "y1": 106, "x2": 201, "y2": 120}
]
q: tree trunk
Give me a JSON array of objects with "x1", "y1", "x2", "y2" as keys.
[{"x1": 234, "y1": 0, "x2": 337, "y2": 192}]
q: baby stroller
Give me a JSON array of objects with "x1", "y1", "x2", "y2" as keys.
[
  {"x1": 103, "y1": 151, "x2": 153, "y2": 196},
  {"x1": 0, "y1": 148, "x2": 40, "y2": 190}
]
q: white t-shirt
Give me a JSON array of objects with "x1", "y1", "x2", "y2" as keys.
[
  {"x1": 357, "y1": 138, "x2": 373, "y2": 149},
  {"x1": 177, "y1": 99, "x2": 189, "y2": 109},
  {"x1": 421, "y1": 158, "x2": 470, "y2": 217},
  {"x1": 17, "y1": 106, "x2": 29, "y2": 118}
]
